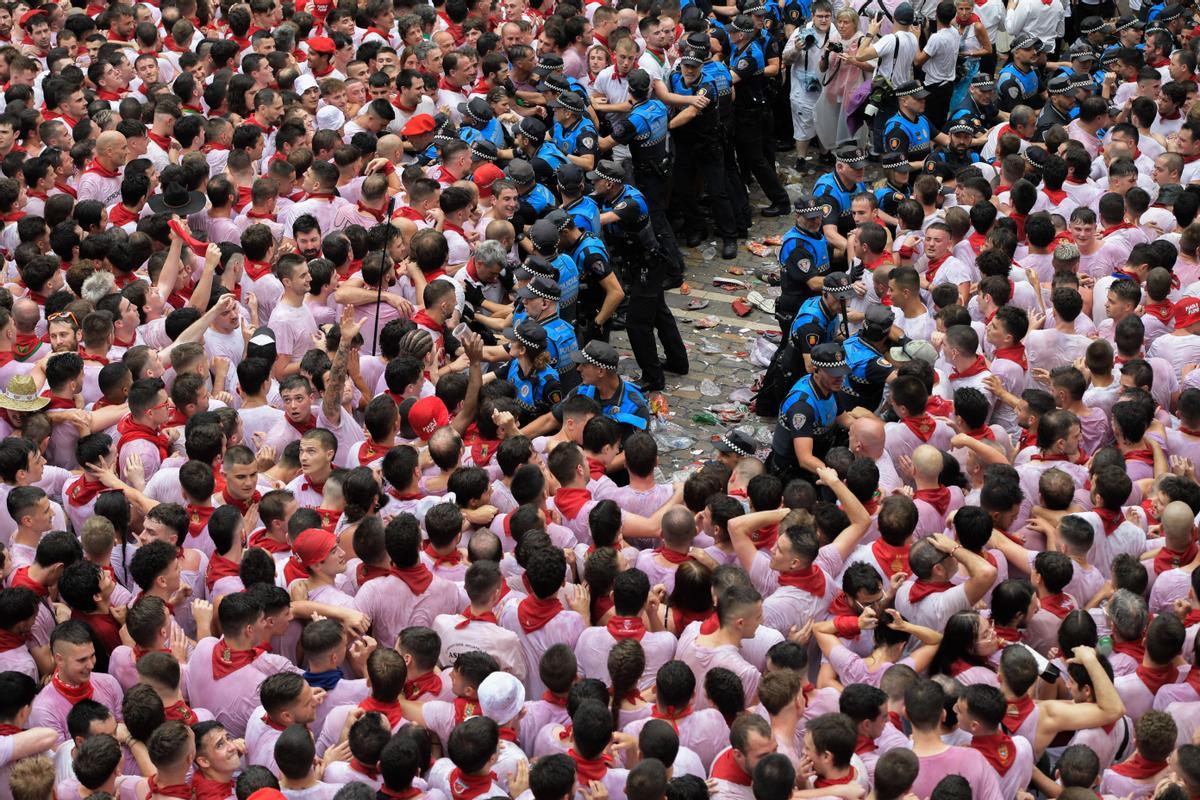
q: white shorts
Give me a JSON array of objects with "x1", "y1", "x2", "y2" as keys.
[{"x1": 790, "y1": 95, "x2": 818, "y2": 141}]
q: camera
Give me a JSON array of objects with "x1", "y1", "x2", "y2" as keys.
[
  {"x1": 805, "y1": 76, "x2": 821, "y2": 91},
  {"x1": 827, "y1": 41, "x2": 843, "y2": 52},
  {"x1": 803, "y1": 32, "x2": 817, "y2": 47}
]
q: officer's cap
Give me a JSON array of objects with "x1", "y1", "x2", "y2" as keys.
[
  {"x1": 627, "y1": 68, "x2": 653, "y2": 95},
  {"x1": 835, "y1": 146, "x2": 867, "y2": 166},
  {"x1": 714, "y1": 429, "x2": 757, "y2": 458},
  {"x1": 1068, "y1": 41, "x2": 1097, "y2": 61},
  {"x1": 533, "y1": 54, "x2": 565, "y2": 77},
  {"x1": 557, "y1": 163, "x2": 586, "y2": 190},
  {"x1": 1069, "y1": 72, "x2": 1097, "y2": 90},
  {"x1": 1011, "y1": 33, "x2": 1040, "y2": 51},
  {"x1": 792, "y1": 195, "x2": 825, "y2": 218},
  {"x1": 586, "y1": 160, "x2": 625, "y2": 184},
  {"x1": 572, "y1": 340, "x2": 620, "y2": 371},
  {"x1": 893, "y1": 80, "x2": 929, "y2": 98},
  {"x1": 947, "y1": 118, "x2": 975, "y2": 135},
  {"x1": 1047, "y1": 73, "x2": 1072, "y2": 94},
  {"x1": 822, "y1": 272, "x2": 854, "y2": 297},
  {"x1": 685, "y1": 31, "x2": 712, "y2": 51},
  {"x1": 458, "y1": 97, "x2": 494, "y2": 124},
  {"x1": 1079, "y1": 16, "x2": 1110, "y2": 33},
  {"x1": 1022, "y1": 145, "x2": 1048, "y2": 170},
  {"x1": 529, "y1": 218, "x2": 562, "y2": 253},
  {"x1": 517, "y1": 275, "x2": 562, "y2": 302},
  {"x1": 810, "y1": 343, "x2": 850, "y2": 377},
  {"x1": 679, "y1": 49, "x2": 707, "y2": 66},
  {"x1": 549, "y1": 91, "x2": 586, "y2": 115},
  {"x1": 971, "y1": 72, "x2": 996, "y2": 91},
  {"x1": 880, "y1": 151, "x2": 914, "y2": 173},
  {"x1": 516, "y1": 255, "x2": 556, "y2": 281},
  {"x1": 517, "y1": 117, "x2": 547, "y2": 143},
  {"x1": 502, "y1": 318, "x2": 548, "y2": 353},
  {"x1": 543, "y1": 208, "x2": 570, "y2": 232},
  {"x1": 1115, "y1": 15, "x2": 1144, "y2": 31},
  {"x1": 505, "y1": 159, "x2": 536, "y2": 185},
  {"x1": 863, "y1": 303, "x2": 896, "y2": 331},
  {"x1": 729, "y1": 13, "x2": 756, "y2": 32},
  {"x1": 470, "y1": 140, "x2": 499, "y2": 164},
  {"x1": 538, "y1": 73, "x2": 572, "y2": 94},
  {"x1": 1160, "y1": 4, "x2": 1183, "y2": 20}
]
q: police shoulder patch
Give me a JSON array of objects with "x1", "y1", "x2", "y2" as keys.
[
  {"x1": 798, "y1": 257, "x2": 813, "y2": 273},
  {"x1": 820, "y1": 204, "x2": 833, "y2": 216},
  {"x1": 791, "y1": 412, "x2": 807, "y2": 429},
  {"x1": 893, "y1": 192, "x2": 904, "y2": 202},
  {"x1": 737, "y1": 58, "x2": 751, "y2": 70},
  {"x1": 877, "y1": 357, "x2": 890, "y2": 368},
  {"x1": 888, "y1": 137, "x2": 901, "y2": 150},
  {"x1": 579, "y1": 135, "x2": 596, "y2": 149},
  {"x1": 806, "y1": 333, "x2": 820, "y2": 347}
]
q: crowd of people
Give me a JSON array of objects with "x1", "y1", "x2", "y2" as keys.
[{"x1": 3, "y1": 0, "x2": 1200, "y2": 798}]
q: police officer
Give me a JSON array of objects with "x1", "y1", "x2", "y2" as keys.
[
  {"x1": 558, "y1": 163, "x2": 601, "y2": 236},
  {"x1": 1054, "y1": 42, "x2": 1099, "y2": 86},
  {"x1": 600, "y1": 68, "x2": 686, "y2": 289},
  {"x1": 769, "y1": 342, "x2": 851, "y2": 481},
  {"x1": 875, "y1": 152, "x2": 914, "y2": 220},
  {"x1": 929, "y1": 118, "x2": 983, "y2": 169},
  {"x1": 565, "y1": 340, "x2": 652, "y2": 437},
  {"x1": 812, "y1": 146, "x2": 868, "y2": 259},
  {"x1": 884, "y1": 81, "x2": 943, "y2": 169},
  {"x1": 470, "y1": 140, "x2": 503, "y2": 173},
  {"x1": 510, "y1": 117, "x2": 570, "y2": 185},
  {"x1": 559, "y1": 198, "x2": 623, "y2": 345},
  {"x1": 511, "y1": 254, "x2": 556, "y2": 326},
  {"x1": 997, "y1": 34, "x2": 1044, "y2": 112},
  {"x1": 456, "y1": 97, "x2": 507, "y2": 149},
  {"x1": 840, "y1": 304, "x2": 896, "y2": 413},
  {"x1": 589, "y1": 158, "x2": 688, "y2": 393},
  {"x1": 789, "y1": 272, "x2": 852, "y2": 368},
  {"x1": 549, "y1": 91, "x2": 599, "y2": 172},
  {"x1": 728, "y1": 13, "x2": 792, "y2": 217},
  {"x1": 695, "y1": 29, "x2": 751, "y2": 235},
  {"x1": 948, "y1": 73, "x2": 1003, "y2": 144},
  {"x1": 777, "y1": 195, "x2": 832, "y2": 330},
  {"x1": 503, "y1": 318, "x2": 564, "y2": 426},
  {"x1": 529, "y1": 213, "x2": 580, "y2": 326},
  {"x1": 515, "y1": 275, "x2": 581, "y2": 391},
  {"x1": 1036, "y1": 74, "x2": 1077, "y2": 139},
  {"x1": 668, "y1": 41, "x2": 739, "y2": 259},
  {"x1": 504, "y1": 159, "x2": 556, "y2": 227}
]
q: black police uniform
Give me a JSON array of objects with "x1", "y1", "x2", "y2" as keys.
[
  {"x1": 729, "y1": 30, "x2": 791, "y2": 210},
  {"x1": 668, "y1": 60, "x2": 738, "y2": 244}
]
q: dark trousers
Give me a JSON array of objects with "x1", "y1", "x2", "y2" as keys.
[
  {"x1": 627, "y1": 290, "x2": 688, "y2": 385},
  {"x1": 723, "y1": 123, "x2": 752, "y2": 232},
  {"x1": 870, "y1": 94, "x2": 899, "y2": 155},
  {"x1": 925, "y1": 80, "x2": 955, "y2": 130},
  {"x1": 673, "y1": 137, "x2": 739, "y2": 240},
  {"x1": 734, "y1": 107, "x2": 790, "y2": 206},
  {"x1": 634, "y1": 165, "x2": 687, "y2": 284}
]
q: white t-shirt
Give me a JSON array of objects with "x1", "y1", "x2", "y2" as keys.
[
  {"x1": 871, "y1": 31, "x2": 919, "y2": 87},
  {"x1": 922, "y1": 27, "x2": 962, "y2": 85}
]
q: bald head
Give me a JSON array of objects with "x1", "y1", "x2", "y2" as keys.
[
  {"x1": 661, "y1": 506, "x2": 697, "y2": 548},
  {"x1": 97, "y1": 131, "x2": 128, "y2": 168},
  {"x1": 1162, "y1": 501, "x2": 1196, "y2": 548},
  {"x1": 912, "y1": 445, "x2": 943, "y2": 480},
  {"x1": 850, "y1": 417, "x2": 885, "y2": 458},
  {"x1": 376, "y1": 134, "x2": 403, "y2": 162},
  {"x1": 11, "y1": 298, "x2": 40, "y2": 333}
]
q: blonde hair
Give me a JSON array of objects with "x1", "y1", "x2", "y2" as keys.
[
  {"x1": 835, "y1": 7, "x2": 858, "y2": 25},
  {"x1": 81, "y1": 517, "x2": 117, "y2": 558},
  {"x1": 10, "y1": 757, "x2": 54, "y2": 800}
]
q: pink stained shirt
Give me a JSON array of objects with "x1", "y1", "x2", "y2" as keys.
[
  {"x1": 182, "y1": 637, "x2": 302, "y2": 738},
  {"x1": 576, "y1": 626, "x2": 677, "y2": 691},
  {"x1": 908, "y1": 746, "x2": 1005, "y2": 800},
  {"x1": 29, "y1": 673, "x2": 124, "y2": 744},
  {"x1": 913, "y1": 486, "x2": 966, "y2": 540},
  {"x1": 894, "y1": 580, "x2": 973, "y2": 631},
  {"x1": 623, "y1": 707, "x2": 730, "y2": 767},
  {"x1": 518, "y1": 698, "x2": 570, "y2": 753},
  {"x1": 632, "y1": 549, "x2": 688, "y2": 596},
  {"x1": 497, "y1": 602, "x2": 587, "y2": 697},
  {"x1": 354, "y1": 573, "x2": 466, "y2": 651},
  {"x1": 313, "y1": 676, "x2": 368, "y2": 739},
  {"x1": 432, "y1": 614, "x2": 528, "y2": 683},
  {"x1": 1149, "y1": 568, "x2": 1194, "y2": 615},
  {"x1": 322, "y1": 762, "x2": 383, "y2": 790},
  {"x1": 674, "y1": 623, "x2": 761, "y2": 710},
  {"x1": 1078, "y1": 512, "x2": 1147, "y2": 579},
  {"x1": 1069, "y1": 717, "x2": 1134, "y2": 771},
  {"x1": 0, "y1": 644, "x2": 36, "y2": 682},
  {"x1": 245, "y1": 707, "x2": 287, "y2": 773},
  {"x1": 883, "y1": 418, "x2": 955, "y2": 469},
  {"x1": 1115, "y1": 667, "x2": 1189, "y2": 721},
  {"x1": 268, "y1": 300, "x2": 320, "y2": 365},
  {"x1": 1099, "y1": 763, "x2": 1171, "y2": 800}
]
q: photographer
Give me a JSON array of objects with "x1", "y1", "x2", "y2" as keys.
[
  {"x1": 913, "y1": 1, "x2": 962, "y2": 128},
  {"x1": 783, "y1": 0, "x2": 832, "y2": 173},
  {"x1": 853, "y1": 3, "x2": 920, "y2": 156}
]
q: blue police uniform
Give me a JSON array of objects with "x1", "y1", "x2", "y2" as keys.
[
  {"x1": 564, "y1": 195, "x2": 602, "y2": 237},
  {"x1": 949, "y1": 93, "x2": 1000, "y2": 131},
  {"x1": 612, "y1": 99, "x2": 672, "y2": 178},
  {"x1": 460, "y1": 119, "x2": 506, "y2": 149},
  {"x1": 540, "y1": 313, "x2": 580, "y2": 390},
  {"x1": 812, "y1": 172, "x2": 868, "y2": 236},
  {"x1": 875, "y1": 181, "x2": 910, "y2": 216},
  {"x1": 521, "y1": 182, "x2": 556, "y2": 219},
  {"x1": 505, "y1": 360, "x2": 562, "y2": 423},
  {"x1": 789, "y1": 296, "x2": 842, "y2": 351},
  {"x1": 883, "y1": 111, "x2": 934, "y2": 160},
  {"x1": 997, "y1": 63, "x2": 1040, "y2": 111},
  {"x1": 534, "y1": 141, "x2": 569, "y2": 173},
  {"x1": 550, "y1": 253, "x2": 579, "y2": 323},
  {"x1": 841, "y1": 334, "x2": 893, "y2": 411},
  {"x1": 571, "y1": 380, "x2": 651, "y2": 431},
  {"x1": 778, "y1": 226, "x2": 831, "y2": 322},
  {"x1": 569, "y1": 231, "x2": 614, "y2": 342},
  {"x1": 600, "y1": 184, "x2": 658, "y2": 252},
  {"x1": 553, "y1": 117, "x2": 599, "y2": 162},
  {"x1": 770, "y1": 374, "x2": 839, "y2": 473}
]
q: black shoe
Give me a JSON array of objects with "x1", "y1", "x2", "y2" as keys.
[
  {"x1": 610, "y1": 314, "x2": 627, "y2": 331},
  {"x1": 685, "y1": 230, "x2": 704, "y2": 248},
  {"x1": 636, "y1": 377, "x2": 666, "y2": 393},
  {"x1": 661, "y1": 360, "x2": 690, "y2": 376},
  {"x1": 793, "y1": 157, "x2": 807, "y2": 172},
  {"x1": 722, "y1": 239, "x2": 738, "y2": 259},
  {"x1": 760, "y1": 202, "x2": 790, "y2": 217},
  {"x1": 663, "y1": 275, "x2": 684, "y2": 290}
]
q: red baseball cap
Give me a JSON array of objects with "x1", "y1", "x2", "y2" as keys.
[
  {"x1": 293, "y1": 528, "x2": 336, "y2": 568},
  {"x1": 307, "y1": 36, "x2": 336, "y2": 55},
  {"x1": 473, "y1": 164, "x2": 506, "y2": 198},
  {"x1": 401, "y1": 114, "x2": 436, "y2": 136},
  {"x1": 19, "y1": 9, "x2": 45, "y2": 28},
  {"x1": 408, "y1": 396, "x2": 449, "y2": 441},
  {"x1": 1177, "y1": 297, "x2": 1200, "y2": 329}
]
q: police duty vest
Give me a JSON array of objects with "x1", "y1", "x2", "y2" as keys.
[
  {"x1": 998, "y1": 63, "x2": 1039, "y2": 103},
  {"x1": 813, "y1": 173, "x2": 866, "y2": 229},
  {"x1": 551, "y1": 253, "x2": 579, "y2": 312},
  {"x1": 779, "y1": 226, "x2": 831, "y2": 278},
  {"x1": 701, "y1": 59, "x2": 735, "y2": 119},
  {"x1": 575, "y1": 381, "x2": 649, "y2": 430},
  {"x1": 554, "y1": 118, "x2": 597, "y2": 158},
  {"x1": 669, "y1": 70, "x2": 720, "y2": 134},
  {"x1": 602, "y1": 185, "x2": 655, "y2": 248},
  {"x1": 780, "y1": 374, "x2": 837, "y2": 436},
  {"x1": 790, "y1": 295, "x2": 842, "y2": 346},
  {"x1": 884, "y1": 112, "x2": 933, "y2": 158},
  {"x1": 536, "y1": 141, "x2": 569, "y2": 172},
  {"x1": 542, "y1": 314, "x2": 579, "y2": 375},
  {"x1": 565, "y1": 196, "x2": 602, "y2": 237},
  {"x1": 626, "y1": 100, "x2": 671, "y2": 156},
  {"x1": 525, "y1": 183, "x2": 556, "y2": 216},
  {"x1": 506, "y1": 360, "x2": 560, "y2": 412}
]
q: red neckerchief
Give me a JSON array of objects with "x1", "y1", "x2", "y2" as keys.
[
  {"x1": 39, "y1": 391, "x2": 75, "y2": 410},
  {"x1": 357, "y1": 563, "x2": 391, "y2": 586},
  {"x1": 1156, "y1": 540, "x2": 1199, "y2": 573},
  {"x1": 108, "y1": 203, "x2": 142, "y2": 229},
  {"x1": 455, "y1": 606, "x2": 499, "y2": 629},
  {"x1": 66, "y1": 475, "x2": 106, "y2": 508},
  {"x1": 607, "y1": 615, "x2": 647, "y2": 640},
  {"x1": 925, "y1": 254, "x2": 949, "y2": 282},
  {"x1": 778, "y1": 564, "x2": 826, "y2": 597},
  {"x1": 9, "y1": 566, "x2": 47, "y2": 597},
  {"x1": 993, "y1": 625, "x2": 1023, "y2": 645},
  {"x1": 1094, "y1": 506, "x2": 1124, "y2": 536},
  {"x1": 586, "y1": 456, "x2": 607, "y2": 480},
  {"x1": 287, "y1": 415, "x2": 317, "y2": 435},
  {"x1": 1111, "y1": 754, "x2": 1169, "y2": 780},
  {"x1": 78, "y1": 350, "x2": 109, "y2": 366},
  {"x1": 908, "y1": 579, "x2": 954, "y2": 603},
  {"x1": 814, "y1": 768, "x2": 857, "y2": 789},
  {"x1": 1112, "y1": 638, "x2": 1146, "y2": 661},
  {"x1": 248, "y1": 528, "x2": 290, "y2": 555},
  {"x1": 651, "y1": 703, "x2": 692, "y2": 731},
  {"x1": 671, "y1": 606, "x2": 715, "y2": 633},
  {"x1": 993, "y1": 345, "x2": 1028, "y2": 370},
  {"x1": 191, "y1": 775, "x2": 234, "y2": 800},
  {"x1": 1031, "y1": 449, "x2": 1088, "y2": 465},
  {"x1": 51, "y1": 672, "x2": 93, "y2": 703},
  {"x1": 211, "y1": 639, "x2": 268, "y2": 680},
  {"x1": 395, "y1": 206, "x2": 426, "y2": 222},
  {"x1": 245, "y1": 115, "x2": 274, "y2": 135},
  {"x1": 403, "y1": 670, "x2": 443, "y2": 701},
  {"x1": 391, "y1": 564, "x2": 434, "y2": 594},
  {"x1": 568, "y1": 749, "x2": 613, "y2": 783},
  {"x1": 53, "y1": 181, "x2": 76, "y2": 199},
  {"x1": 164, "y1": 699, "x2": 199, "y2": 726},
  {"x1": 927, "y1": 396, "x2": 954, "y2": 416},
  {"x1": 1136, "y1": 663, "x2": 1180, "y2": 694},
  {"x1": 950, "y1": 356, "x2": 988, "y2": 380},
  {"x1": 654, "y1": 547, "x2": 691, "y2": 565},
  {"x1": 148, "y1": 776, "x2": 193, "y2": 799},
  {"x1": 233, "y1": 186, "x2": 253, "y2": 212},
  {"x1": 751, "y1": 522, "x2": 779, "y2": 550},
  {"x1": 1042, "y1": 187, "x2": 1068, "y2": 205},
  {"x1": 517, "y1": 595, "x2": 563, "y2": 633},
  {"x1": 971, "y1": 732, "x2": 1017, "y2": 775},
  {"x1": 1102, "y1": 221, "x2": 1135, "y2": 237},
  {"x1": 555, "y1": 487, "x2": 592, "y2": 520},
  {"x1": 187, "y1": 504, "x2": 214, "y2": 538},
  {"x1": 306, "y1": 192, "x2": 337, "y2": 202},
  {"x1": 0, "y1": 627, "x2": 28, "y2": 652},
  {"x1": 220, "y1": 487, "x2": 261, "y2": 516},
  {"x1": 913, "y1": 487, "x2": 951, "y2": 515},
  {"x1": 470, "y1": 438, "x2": 499, "y2": 466},
  {"x1": 901, "y1": 413, "x2": 938, "y2": 442},
  {"x1": 1146, "y1": 300, "x2": 1175, "y2": 323},
  {"x1": 1124, "y1": 447, "x2": 1156, "y2": 465},
  {"x1": 243, "y1": 259, "x2": 272, "y2": 280},
  {"x1": 146, "y1": 130, "x2": 173, "y2": 151},
  {"x1": 710, "y1": 749, "x2": 752, "y2": 786},
  {"x1": 1002, "y1": 696, "x2": 1034, "y2": 734},
  {"x1": 423, "y1": 542, "x2": 463, "y2": 567},
  {"x1": 350, "y1": 758, "x2": 380, "y2": 780},
  {"x1": 117, "y1": 415, "x2": 168, "y2": 460},
  {"x1": 14, "y1": 332, "x2": 42, "y2": 361},
  {"x1": 84, "y1": 159, "x2": 119, "y2": 178},
  {"x1": 542, "y1": 690, "x2": 569, "y2": 707},
  {"x1": 357, "y1": 202, "x2": 386, "y2": 223},
  {"x1": 360, "y1": 695, "x2": 405, "y2": 728},
  {"x1": 448, "y1": 769, "x2": 496, "y2": 800},
  {"x1": 205, "y1": 552, "x2": 240, "y2": 592},
  {"x1": 1039, "y1": 592, "x2": 1076, "y2": 619},
  {"x1": 1141, "y1": 498, "x2": 1161, "y2": 526}
]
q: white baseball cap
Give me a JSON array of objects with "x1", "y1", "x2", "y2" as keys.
[
  {"x1": 294, "y1": 73, "x2": 319, "y2": 95},
  {"x1": 315, "y1": 105, "x2": 345, "y2": 131},
  {"x1": 477, "y1": 672, "x2": 524, "y2": 726}
]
